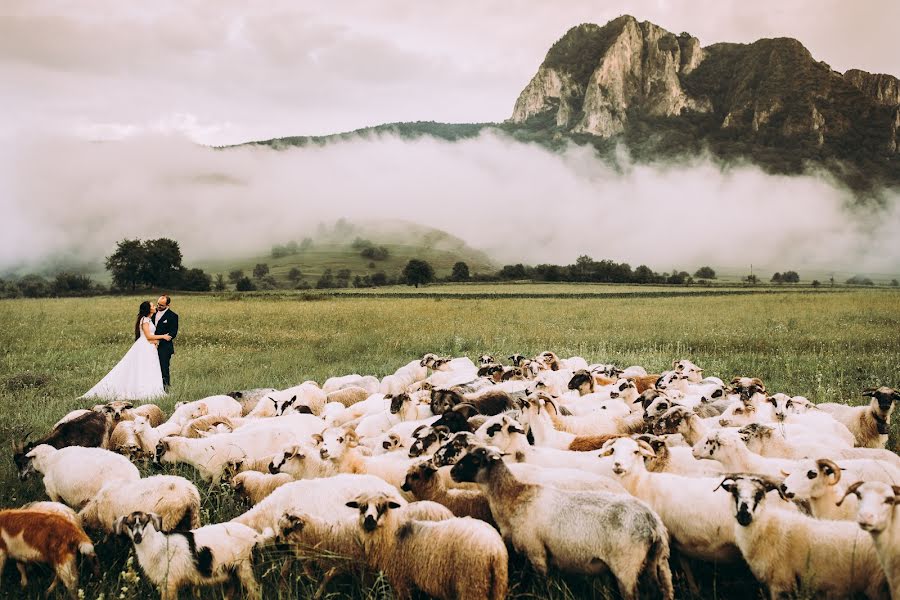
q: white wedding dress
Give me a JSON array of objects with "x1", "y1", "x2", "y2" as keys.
[{"x1": 83, "y1": 316, "x2": 166, "y2": 400}]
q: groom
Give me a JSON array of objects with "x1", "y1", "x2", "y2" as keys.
[{"x1": 154, "y1": 294, "x2": 179, "y2": 391}]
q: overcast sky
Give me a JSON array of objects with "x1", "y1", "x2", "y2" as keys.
[
  {"x1": 2, "y1": 1, "x2": 898, "y2": 275},
  {"x1": 1, "y1": 0, "x2": 898, "y2": 145}
]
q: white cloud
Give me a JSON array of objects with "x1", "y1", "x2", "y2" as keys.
[{"x1": 2, "y1": 132, "x2": 897, "y2": 276}]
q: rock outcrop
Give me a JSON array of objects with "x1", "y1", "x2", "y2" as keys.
[
  {"x1": 510, "y1": 16, "x2": 899, "y2": 157},
  {"x1": 844, "y1": 70, "x2": 900, "y2": 107}
]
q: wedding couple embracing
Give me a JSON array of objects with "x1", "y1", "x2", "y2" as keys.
[{"x1": 83, "y1": 295, "x2": 179, "y2": 400}]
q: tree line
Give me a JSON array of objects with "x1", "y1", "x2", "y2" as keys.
[{"x1": 2, "y1": 238, "x2": 897, "y2": 298}]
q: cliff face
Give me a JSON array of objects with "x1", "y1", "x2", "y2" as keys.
[
  {"x1": 845, "y1": 70, "x2": 900, "y2": 106},
  {"x1": 512, "y1": 16, "x2": 710, "y2": 136},
  {"x1": 510, "y1": 16, "x2": 899, "y2": 158}
]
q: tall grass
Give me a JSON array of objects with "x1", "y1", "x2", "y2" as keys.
[{"x1": 0, "y1": 289, "x2": 898, "y2": 598}]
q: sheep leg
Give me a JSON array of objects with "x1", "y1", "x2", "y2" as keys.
[
  {"x1": 676, "y1": 553, "x2": 699, "y2": 596},
  {"x1": 522, "y1": 542, "x2": 549, "y2": 577},
  {"x1": 14, "y1": 560, "x2": 27, "y2": 587},
  {"x1": 158, "y1": 581, "x2": 179, "y2": 600},
  {"x1": 237, "y1": 561, "x2": 262, "y2": 600},
  {"x1": 313, "y1": 566, "x2": 339, "y2": 599},
  {"x1": 55, "y1": 559, "x2": 79, "y2": 600},
  {"x1": 611, "y1": 562, "x2": 640, "y2": 600},
  {"x1": 278, "y1": 555, "x2": 295, "y2": 583}
]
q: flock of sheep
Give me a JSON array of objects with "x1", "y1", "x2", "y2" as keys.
[{"x1": 3, "y1": 351, "x2": 899, "y2": 599}]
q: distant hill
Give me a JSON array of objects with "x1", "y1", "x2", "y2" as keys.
[
  {"x1": 245, "y1": 15, "x2": 900, "y2": 195},
  {"x1": 194, "y1": 220, "x2": 497, "y2": 286}
]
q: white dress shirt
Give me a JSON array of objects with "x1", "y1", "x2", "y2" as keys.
[{"x1": 155, "y1": 308, "x2": 168, "y2": 324}]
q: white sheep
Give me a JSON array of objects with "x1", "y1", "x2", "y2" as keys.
[
  {"x1": 738, "y1": 422, "x2": 900, "y2": 466},
  {"x1": 318, "y1": 428, "x2": 420, "y2": 500},
  {"x1": 79, "y1": 475, "x2": 201, "y2": 532},
  {"x1": 267, "y1": 442, "x2": 334, "y2": 480},
  {"x1": 600, "y1": 437, "x2": 743, "y2": 563},
  {"x1": 169, "y1": 395, "x2": 242, "y2": 424},
  {"x1": 115, "y1": 511, "x2": 273, "y2": 600},
  {"x1": 818, "y1": 387, "x2": 897, "y2": 448},
  {"x1": 21, "y1": 445, "x2": 139, "y2": 508},
  {"x1": 780, "y1": 457, "x2": 900, "y2": 521},
  {"x1": 274, "y1": 497, "x2": 454, "y2": 598},
  {"x1": 231, "y1": 473, "x2": 405, "y2": 532},
  {"x1": 450, "y1": 445, "x2": 673, "y2": 600},
  {"x1": 132, "y1": 415, "x2": 185, "y2": 455},
  {"x1": 692, "y1": 429, "x2": 799, "y2": 479},
  {"x1": 268, "y1": 382, "x2": 328, "y2": 416},
  {"x1": 155, "y1": 426, "x2": 309, "y2": 483},
  {"x1": 347, "y1": 489, "x2": 508, "y2": 600},
  {"x1": 323, "y1": 374, "x2": 380, "y2": 395},
  {"x1": 839, "y1": 481, "x2": 900, "y2": 598},
  {"x1": 718, "y1": 474, "x2": 888, "y2": 600},
  {"x1": 231, "y1": 471, "x2": 293, "y2": 505}
]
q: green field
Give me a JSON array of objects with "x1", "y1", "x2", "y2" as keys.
[{"x1": 1, "y1": 289, "x2": 898, "y2": 598}]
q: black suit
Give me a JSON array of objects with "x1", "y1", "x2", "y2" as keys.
[{"x1": 153, "y1": 309, "x2": 178, "y2": 389}]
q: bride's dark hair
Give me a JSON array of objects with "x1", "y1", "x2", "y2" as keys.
[{"x1": 135, "y1": 301, "x2": 152, "y2": 340}]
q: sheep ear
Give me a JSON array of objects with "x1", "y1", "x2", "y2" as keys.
[
  {"x1": 113, "y1": 517, "x2": 125, "y2": 535},
  {"x1": 150, "y1": 514, "x2": 163, "y2": 532},
  {"x1": 766, "y1": 396, "x2": 777, "y2": 406},
  {"x1": 891, "y1": 486, "x2": 900, "y2": 501},
  {"x1": 345, "y1": 501, "x2": 359, "y2": 509},
  {"x1": 387, "y1": 501, "x2": 402, "y2": 509},
  {"x1": 311, "y1": 434, "x2": 324, "y2": 445},
  {"x1": 714, "y1": 477, "x2": 737, "y2": 493},
  {"x1": 861, "y1": 388, "x2": 877, "y2": 397},
  {"x1": 635, "y1": 440, "x2": 656, "y2": 457},
  {"x1": 123, "y1": 402, "x2": 134, "y2": 409}
]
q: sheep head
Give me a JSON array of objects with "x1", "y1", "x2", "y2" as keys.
[{"x1": 346, "y1": 492, "x2": 402, "y2": 532}]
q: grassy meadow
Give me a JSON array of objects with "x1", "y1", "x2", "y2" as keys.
[{"x1": 0, "y1": 288, "x2": 898, "y2": 599}]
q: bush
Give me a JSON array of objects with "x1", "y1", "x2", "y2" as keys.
[
  {"x1": 846, "y1": 275, "x2": 874, "y2": 286},
  {"x1": 17, "y1": 275, "x2": 51, "y2": 298},
  {"x1": 402, "y1": 259, "x2": 435, "y2": 288},
  {"x1": 694, "y1": 266, "x2": 716, "y2": 279},
  {"x1": 316, "y1": 269, "x2": 335, "y2": 289},
  {"x1": 257, "y1": 275, "x2": 280, "y2": 290},
  {"x1": 178, "y1": 268, "x2": 212, "y2": 292},
  {"x1": 228, "y1": 269, "x2": 245, "y2": 284},
  {"x1": 253, "y1": 263, "x2": 270, "y2": 279},
  {"x1": 287, "y1": 268, "x2": 303, "y2": 283},
  {"x1": 360, "y1": 246, "x2": 390, "y2": 261},
  {"x1": 52, "y1": 272, "x2": 96, "y2": 296},
  {"x1": 214, "y1": 274, "x2": 227, "y2": 291},
  {"x1": 451, "y1": 262, "x2": 470, "y2": 281},
  {"x1": 235, "y1": 276, "x2": 257, "y2": 291}
]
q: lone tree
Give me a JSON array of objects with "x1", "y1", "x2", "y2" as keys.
[
  {"x1": 252, "y1": 263, "x2": 270, "y2": 279},
  {"x1": 214, "y1": 274, "x2": 227, "y2": 291},
  {"x1": 105, "y1": 239, "x2": 146, "y2": 291},
  {"x1": 451, "y1": 261, "x2": 470, "y2": 281},
  {"x1": 694, "y1": 266, "x2": 716, "y2": 279},
  {"x1": 403, "y1": 259, "x2": 434, "y2": 288},
  {"x1": 287, "y1": 267, "x2": 303, "y2": 284},
  {"x1": 143, "y1": 238, "x2": 184, "y2": 287},
  {"x1": 782, "y1": 271, "x2": 800, "y2": 283},
  {"x1": 228, "y1": 269, "x2": 245, "y2": 285},
  {"x1": 105, "y1": 237, "x2": 188, "y2": 290},
  {"x1": 235, "y1": 276, "x2": 256, "y2": 291}
]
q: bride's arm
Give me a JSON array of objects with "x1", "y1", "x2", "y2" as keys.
[{"x1": 142, "y1": 321, "x2": 172, "y2": 342}]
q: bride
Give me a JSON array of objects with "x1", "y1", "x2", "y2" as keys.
[{"x1": 83, "y1": 300, "x2": 171, "y2": 400}]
